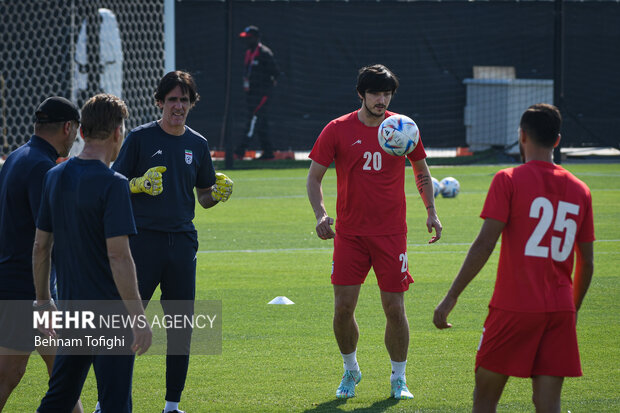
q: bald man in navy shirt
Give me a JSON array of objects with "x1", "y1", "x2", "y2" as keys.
[{"x1": 0, "y1": 97, "x2": 82, "y2": 412}]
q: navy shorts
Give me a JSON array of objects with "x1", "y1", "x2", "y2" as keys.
[
  {"x1": 0, "y1": 289, "x2": 57, "y2": 352},
  {"x1": 0, "y1": 299, "x2": 50, "y2": 353}
]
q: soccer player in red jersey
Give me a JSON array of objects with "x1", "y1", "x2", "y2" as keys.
[
  {"x1": 434, "y1": 103, "x2": 595, "y2": 412},
  {"x1": 307, "y1": 64, "x2": 442, "y2": 400}
]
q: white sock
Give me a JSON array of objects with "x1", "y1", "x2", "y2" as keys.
[
  {"x1": 341, "y1": 350, "x2": 360, "y2": 372},
  {"x1": 390, "y1": 360, "x2": 407, "y2": 382},
  {"x1": 94, "y1": 401, "x2": 101, "y2": 412},
  {"x1": 164, "y1": 401, "x2": 180, "y2": 412}
]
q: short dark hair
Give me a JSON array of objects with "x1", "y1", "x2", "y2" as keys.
[
  {"x1": 81, "y1": 94, "x2": 129, "y2": 140},
  {"x1": 34, "y1": 121, "x2": 71, "y2": 136},
  {"x1": 520, "y1": 103, "x2": 561, "y2": 148},
  {"x1": 154, "y1": 70, "x2": 200, "y2": 106},
  {"x1": 356, "y1": 64, "x2": 399, "y2": 96}
]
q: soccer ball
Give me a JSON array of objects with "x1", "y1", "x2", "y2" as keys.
[
  {"x1": 440, "y1": 177, "x2": 460, "y2": 198},
  {"x1": 378, "y1": 114, "x2": 419, "y2": 157},
  {"x1": 432, "y1": 177, "x2": 442, "y2": 198}
]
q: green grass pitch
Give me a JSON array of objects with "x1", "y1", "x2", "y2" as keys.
[{"x1": 7, "y1": 162, "x2": 620, "y2": 412}]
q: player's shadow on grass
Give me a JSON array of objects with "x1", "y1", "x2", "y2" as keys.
[{"x1": 304, "y1": 397, "x2": 399, "y2": 413}]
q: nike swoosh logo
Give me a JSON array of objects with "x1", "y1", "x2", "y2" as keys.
[
  {"x1": 151, "y1": 149, "x2": 163, "y2": 157},
  {"x1": 351, "y1": 140, "x2": 362, "y2": 146}
]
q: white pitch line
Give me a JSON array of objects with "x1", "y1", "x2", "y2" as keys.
[
  {"x1": 235, "y1": 177, "x2": 309, "y2": 182},
  {"x1": 574, "y1": 172, "x2": 620, "y2": 177},
  {"x1": 233, "y1": 194, "x2": 307, "y2": 200},
  {"x1": 197, "y1": 239, "x2": 619, "y2": 254},
  {"x1": 198, "y1": 247, "x2": 329, "y2": 254},
  {"x1": 197, "y1": 249, "x2": 474, "y2": 254},
  {"x1": 225, "y1": 186, "x2": 620, "y2": 202},
  {"x1": 231, "y1": 191, "x2": 494, "y2": 200},
  {"x1": 198, "y1": 242, "x2": 474, "y2": 255}
]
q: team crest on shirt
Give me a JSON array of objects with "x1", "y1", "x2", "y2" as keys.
[{"x1": 185, "y1": 149, "x2": 193, "y2": 164}]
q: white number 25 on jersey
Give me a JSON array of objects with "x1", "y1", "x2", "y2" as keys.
[{"x1": 524, "y1": 196, "x2": 579, "y2": 262}]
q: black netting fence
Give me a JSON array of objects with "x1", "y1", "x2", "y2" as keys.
[
  {"x1": 0, "y1": 0, "x2": 164, "y2": 156},
  {"x1": 176, "y1": 0, "x2": 620, "y2": 155},
  {"x1": 1, "y1": 0, "x2": 618, "y2": 158}
]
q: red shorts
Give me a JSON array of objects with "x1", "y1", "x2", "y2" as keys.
[
  {"x1": 331, "y1": 232, "x2": 414, "y2": 293},
  {"x1": 476, "y1": 307, "x2": 582, "y2": 378}
]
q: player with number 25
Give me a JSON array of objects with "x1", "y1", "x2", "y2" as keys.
[{"x1": 434, "y1": 103, "x2": 595, "y2": 412}]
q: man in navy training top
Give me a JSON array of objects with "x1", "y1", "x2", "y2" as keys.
[
  {"x1": 0, "y1": 96, "x2": 83, "y2": 412},
  {"x1": 111, "y1": 70, "x2": 233, "y2": 413},
  {"x1": 33, "y1": 93, "x2": 152, "y2": 413}
]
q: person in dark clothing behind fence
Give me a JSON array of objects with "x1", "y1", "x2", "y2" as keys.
[{"x1": 234, "y1": 25, "x2": 280, "y2": 160}]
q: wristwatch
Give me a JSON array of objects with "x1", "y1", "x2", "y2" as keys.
[{"x1": 33, "y1": 298, "x2": 55, "y2": 311}]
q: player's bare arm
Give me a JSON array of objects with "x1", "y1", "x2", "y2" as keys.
[
  {"x1": 32, "y1": 229, "x2": 59, "y2": 337},
  {"x1": 573, "y1": 241, "x2": 594, "y2": 313},
  {"x1": 307, "y1": 161, "x2": 335, "y2": 240},
  {"x1": 412, "y1": 159, "x2": 442, "y2": 243},
  {"x1": 32, "y1": 229, "x2": 54, "y2": 303},
  {"x1": 106, "y1": 235, "x2": 152, "y2": 355},
  {"x1": 196, "y1": 187, "x2": 218, "y2": 209},
  {"x1": 433, "y1": 218, "x2": 504, "y2": 329}
]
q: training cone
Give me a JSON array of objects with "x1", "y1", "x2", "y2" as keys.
[{"x1": 268, "y1": 296, "x2": 295, "y2": 305}]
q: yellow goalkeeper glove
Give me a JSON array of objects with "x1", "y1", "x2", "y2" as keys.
[
  {"x1": 129, "y1": 166, "x2": 167, "y2": 196},
  {"x1": 211, "y1": 172, "x2": 233, "y2": 202}
]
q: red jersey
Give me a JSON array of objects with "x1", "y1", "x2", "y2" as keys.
[
  {"x1": 309, "y1": 110, "x2": 426, "y2": 236},
  {"x1": 481, "y1": 161, "x2": 595, "y2": 312}
]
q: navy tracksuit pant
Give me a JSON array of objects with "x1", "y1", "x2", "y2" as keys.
[
  {"x1": 38, "y1": 353, "x2": 135, "y2": 413},
  {"x1": 130, "y1": 228, "x2": 198, "y2": 403}
]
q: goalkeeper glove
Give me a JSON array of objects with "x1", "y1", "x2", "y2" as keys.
[
  {"x1": 211, "y1": 172, "x2": 233, "y2": 202},
  {"x1": 130, "y1": 166, "x2": 167, "y2": 196}
]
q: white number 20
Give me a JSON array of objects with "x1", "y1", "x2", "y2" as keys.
[
  {"x1": 524, "y1": 197, "x2": 579, "y2": 262},
  {"x1": 399, "y1": 253, "x2": 408, "y2": 273},
  {"x1": 362, "y1": 151, "x2": 382, "y2": 171}
]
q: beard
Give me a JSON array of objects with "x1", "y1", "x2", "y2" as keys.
[{"x1": 363, "y1": 100, "x2": 386, "y2": 119}]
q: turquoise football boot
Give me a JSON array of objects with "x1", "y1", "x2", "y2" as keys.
[
  {"x1": 336, "y1": 369, "x2": 362, "y2": 398},
  {"x1": 390, "y1": 377, "x2": 414, "y2": 400}
]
